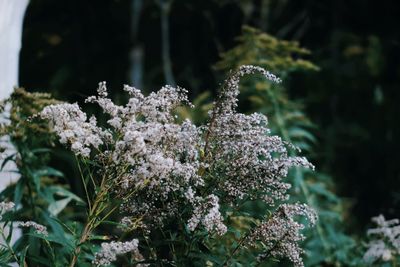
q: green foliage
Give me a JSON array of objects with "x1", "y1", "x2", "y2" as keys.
[{"x1": 0, "y1": 89, "x2": 84, "y2": 266}]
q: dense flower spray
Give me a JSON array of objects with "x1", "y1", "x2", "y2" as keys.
[
  {"x1": 93, "y1": 239, "x2": 143, "y2": 266},
  {"x1": 40, "y1": 65, "x2": 316, "y2": 266}
]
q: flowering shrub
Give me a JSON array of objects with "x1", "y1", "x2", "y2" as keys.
[
  {"x1": 1, "y1": 66, "x2": 316, "y2": 266},
  {"x1": 363, "y1": 215, "x2": 400, "y2": 265}
]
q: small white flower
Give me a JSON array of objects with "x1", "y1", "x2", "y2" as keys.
[
  {"x1": 93, "y1": 239, "x2": 141, "y2": 266},
  {"x1": 19, "y1": 221, "x2": 48, "y2": 236}
]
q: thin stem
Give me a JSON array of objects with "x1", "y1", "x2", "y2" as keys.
[
  {"x1": 168, "y1": 231, "x2": 177, "y2": 263},
  {"x1": 68, "y1": 219, "x2": 92, "y2": 267},
  {"x1": 83, "y1": 158, "x2": 97, "y2": 190},
  {"x1": 95, "y1": 205, "x2": 118, "y2": 228},
  {"x1": 256, "y1": 231, "x2": 290, "y2": 267},
  {"x1": 222, "y1": 230, "x2": 251, "y2": 266},
  {"x1": 142, "y1": 230, "x2": 158, "y2": 263},
  {"x1": 75, "y1": 157, "x2": 92, "y2": 211},
  {"x1": 23, "y1": 162, "x2": 40, "y2": 220},
  {"x1": 68, "y1": 176, "x2": 109, "y2": 267},
  {"x1": 0, "y1": 225, "x2": 21, "y2": 266}
]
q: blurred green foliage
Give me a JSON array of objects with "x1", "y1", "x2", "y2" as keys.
[{"x1": 215, "y1": 26, "x2": 319, "y2": 75}]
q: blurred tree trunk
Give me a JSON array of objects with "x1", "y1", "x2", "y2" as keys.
[
  {"x1": 157, "y1": 0, "x2": 175, "y2": 86},
  {"x1": 129, "y1": 0, "x2": 143, "y2": 89}
]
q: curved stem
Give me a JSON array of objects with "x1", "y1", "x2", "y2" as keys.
[
  {"x1": 68, "y1": 191, "x2": 105, "y2": 267},
  {"x1": 68, "y1": 178, "x2": 108, "y2": 267},
  {"x1": 76, "y1": 157, "x2": 91, "y2": 211},
  {"x1": 222, "y1": 231, "x2": 251, "y2": 266}
]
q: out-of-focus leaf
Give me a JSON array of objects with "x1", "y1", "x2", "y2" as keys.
[
  {"x1": 288, "y1": 127, "x2": 317, "y2": 143},
  {"x1": 0, "y1": 154, "x2": 15, "y2": 171},
  {"x1": 0, "y1": 247, "x2": 12, "y2": 265},
  {"x1": 48, "y1": 197, "x2": 72, "y2": 216},
  {"x1": 309, "y1": 183, "x2": 339, "y2": 203},
  {"x1": 19, "y1": 246, "x2": 29, "y2": 267}
]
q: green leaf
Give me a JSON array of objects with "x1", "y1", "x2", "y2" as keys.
[
  {"x1": 88, "y1": 235, "x2": 110, "y2": 241},
  {"x1": 32, "y1": 167, "x2": 64, "y2": 179},
  {"x1": 48, "y1": 197, "x2": 72, "y2": 216},
  {"x1": 13, "y1": 179, "x2": 24, "y2": 206},
  {"x1": 19, "y1": 246, "x2": 29, "y2": 266},
  {"x1": 0, "y1": 153, "x2": 16, "y2": 171},
  {"x1": 31, "y1": 148, "x2": 52, "y2": 154},
  {"x1": 0, "y1": 247, "x2": 12, "y2": 265},
  {"x1": 46, "y1": 186, "x2": 83, "y2": 203},
  {"x1": 309, "y1": 183, "x2": 339, "y2": 203},
  {"x1": 40, "y1": 213, "x2": 75, "y2": 252},
  {"x1": 288, "y1": 126, "x2": 316, "y2": 143},
  {"x1": 31, "y1": 167, "x2": 64, "y2": 193},
  {"x1": 44, "y1": 186, "x2": 84, "y2": 215}
]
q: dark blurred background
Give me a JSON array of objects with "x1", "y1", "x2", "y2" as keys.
[{"x1": 19, "y1": 0, "x2": 400, "y2": 231}]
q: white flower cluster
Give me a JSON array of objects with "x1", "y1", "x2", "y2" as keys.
[
  {"x1": 93, "y1": 239, "x2": 141, "y2": 266},
  {"x1": 206, "y1": 112, "x2": 313, "y2": 205},
  {"x1": 19, "y1": 221, "x2": 48, "y2": 236},
  {"x1": 187, "y1": 194, "x2": 227, "y2": 235},
  {"x1": 41, "y1": 82, "x2": 206, "y2": 230},
  {"x1": 364, "y1": 214, "x2": 400, "y2": 263},
  {"x1": 250, "y1": 203, "x2": 317, "y2": 267},
  {"x1": 40, "y1": 103, "x2": 111, "y2": 157},
  {"x1": 40, "y1": 65, "x2": 315, "y2": 265}
]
